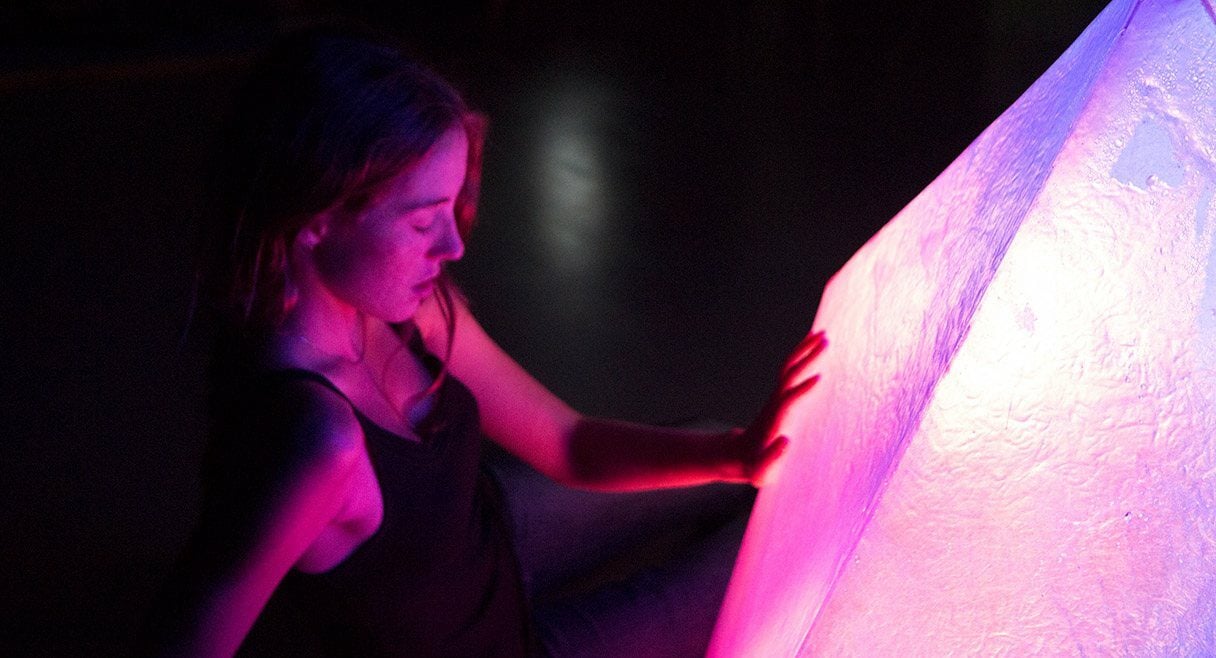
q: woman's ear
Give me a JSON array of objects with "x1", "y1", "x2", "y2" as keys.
[{"x1": 296, "y1": 211, "x2": 334, "y2": 249}]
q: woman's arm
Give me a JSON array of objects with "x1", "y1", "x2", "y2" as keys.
[
  {"x1": 559, "y1": 418, "x2": 766, "y2": 491},
  {"x1": 139, "y1": 382, "x2": 363, "y2": 658},
  {"x1": 567, "y1": 328, "x2": 825, "y2": 489},
  {"x1": 415, "y1": 293, "x2": 824, "y2": 491}
]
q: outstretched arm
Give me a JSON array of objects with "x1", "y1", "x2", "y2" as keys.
[
  {"x1": 416, "y1": 294, "x2": 825, "y2": 491},
  {"x1": 559, "y1": 418, "x2": 770, "y2": 491},
  {"x1": 566, "y1": 329, "x2": 825, "y2": 490}
]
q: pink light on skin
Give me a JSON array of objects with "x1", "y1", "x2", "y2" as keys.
[
  {"x1": 307, "y1": 126, "x2": 468, "y2": 330},
  {"x1": 276, "y1": 125, "x2": 470, "y2": 365},
  {"x1": 710, "y1": 0, "x2": 1216, "y2": 655}
]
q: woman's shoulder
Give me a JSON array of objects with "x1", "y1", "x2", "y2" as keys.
[
  {"x1": 208, "y1": 365, "x2": 366, "y2": 482},
  {"x1": 194, "y1": 368, "x2": 367, "y2": 600},
  {"x1": 255, "y1": 370, "x2": 366, "y2": 464}
]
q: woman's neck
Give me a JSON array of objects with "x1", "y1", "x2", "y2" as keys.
[
  {"x1": 275, "y1": 244, "x2": 415, "y2": 371},
  {"x1": 278, "y1": 291, "x2": 371, "y2": 366}
]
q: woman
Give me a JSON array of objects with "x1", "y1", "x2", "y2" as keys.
[{"x1": 145, "y1": 24, "x2": 825, "y2": 657}]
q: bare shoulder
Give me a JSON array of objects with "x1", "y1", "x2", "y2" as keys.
[
  {"x1": 142, "y1": 376, "x2": 367, "y2": 658},
  {"x1": 251, "y1": 376, "x2": 364, "y2": 472}
]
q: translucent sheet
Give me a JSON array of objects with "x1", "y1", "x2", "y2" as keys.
[{"x1": 710, "y1": 1, "x2": 1216, "y2": 654}]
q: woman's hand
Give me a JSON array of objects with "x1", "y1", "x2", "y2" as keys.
[{"x1": 735, "y1": 330, "x2": 827, "y2": 486}]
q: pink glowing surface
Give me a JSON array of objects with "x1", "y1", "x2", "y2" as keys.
[{"x1": 710, "y1": 0, "x2": 1216, "y2": 654}]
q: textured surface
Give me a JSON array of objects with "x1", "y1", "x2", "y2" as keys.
[{"x1": 710, "y1": 0, "x2": 1216, "y2": 654}]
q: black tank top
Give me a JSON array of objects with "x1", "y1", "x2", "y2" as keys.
[{"x1": 242, "y1": 361, "x2": 532, "y2": 657}]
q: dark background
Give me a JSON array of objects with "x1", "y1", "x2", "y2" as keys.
[{"x1": 0, "y1": 1, "x2": 1107, "y2": 654}]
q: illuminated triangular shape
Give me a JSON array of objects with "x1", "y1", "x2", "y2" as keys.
[{"x1": 711, "y1": 0, "x2": 1216, "y2": 654}]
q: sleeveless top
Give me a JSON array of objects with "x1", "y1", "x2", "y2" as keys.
[{"x1": 239, "y1": 352, "x2": 533, "y2": 657}]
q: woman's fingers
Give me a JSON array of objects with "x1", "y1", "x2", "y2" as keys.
[
  {"x1": 785, "y1": 337, "x2": 826, "y2": 380},
  {"x1": 781, "y1": 374, "x2": 820, "y2": 403},
  {"x1": 781, "y1": 331, "x2": 827, "y2": 382},
  {"x1": 771, "y1": 375, "x2": 819, "y2": 428},
  {"x1": 799, "y1": 329, "x2": 827, "y2": 355},
  {"x1": 785, "y1": 331, "x2": 824, "y2": 368},
  {"x1": 750, "y1": 434, "x2": 790, "y2": 485},
  {"x1": 743, "y1": 329, "x2": 827, "y2": 484}
]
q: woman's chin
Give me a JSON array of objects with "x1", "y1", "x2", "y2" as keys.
[{"x1": 361, "y1": 299, "x2": 422, "y2": 325}]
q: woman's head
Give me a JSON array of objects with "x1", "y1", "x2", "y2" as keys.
[
  {"x1": 307, "y1": 123, "x2": 468, "y2": 323},
  {"x1": 208, "y1": 24, "x2": 483, "y2": 336}
]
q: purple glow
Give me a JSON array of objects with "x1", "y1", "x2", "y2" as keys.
[{"x1": 711, "y1": 0, "x2": 1216, "y2": 654}]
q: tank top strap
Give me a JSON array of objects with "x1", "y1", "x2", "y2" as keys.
[{"x1": 258, "y1": 367, "x2": 352, "y2": 404}]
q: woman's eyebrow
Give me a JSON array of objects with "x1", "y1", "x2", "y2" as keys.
[{"x1": 389, "y1": 197, "x2": 449, "y2": 213}]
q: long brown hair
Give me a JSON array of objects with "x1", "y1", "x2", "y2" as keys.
[
  {"x1": 201, "y1": 24, "x2": 484, "y2": 418},
  {"x1": 206, "y1": 25, "x2": 482, "y2": 335}
]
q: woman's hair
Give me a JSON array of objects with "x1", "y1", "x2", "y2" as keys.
[
  {"x1": 204, "y1": 23, "x2": 484, "y2": 341},
  {"x1": 196, "y1": 24, "x2": 484, "y2": 448}
]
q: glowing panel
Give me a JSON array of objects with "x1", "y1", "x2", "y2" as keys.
[{"x1": 710, "y1": 0, "x2": 1216, "y2": 654}]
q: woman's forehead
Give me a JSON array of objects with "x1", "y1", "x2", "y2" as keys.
[{"x1": 381, "y1": 128, "x2": 469, "y2": 206}]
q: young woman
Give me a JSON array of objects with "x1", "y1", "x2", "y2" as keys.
[{"x1": 144, "y1": 25, "x2": 825, "y2": 657}]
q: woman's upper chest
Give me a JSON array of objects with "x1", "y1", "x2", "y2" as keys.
[{"x1": 334, "y1": 336, "x2": 437, "y2": 441}]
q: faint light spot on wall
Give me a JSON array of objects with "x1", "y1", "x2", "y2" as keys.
[{"x1": 533, "y1": 77, "x2": 617, "y2": 277}]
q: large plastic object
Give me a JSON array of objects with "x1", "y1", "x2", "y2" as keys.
[{"x1": 710, "y1": 0, "x2": 1216, "y2": 655}]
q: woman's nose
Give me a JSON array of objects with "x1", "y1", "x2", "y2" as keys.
[{"x1": 431, "y1": 212, "x2": 465, "y2": 262}]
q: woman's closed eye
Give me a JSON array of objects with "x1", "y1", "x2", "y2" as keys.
[
  {"x1": 406, "y1": 209, "x2": 438, "y2": 231},
  {"x1": 396, "y1": 198, "x2": 453, "y2": 231}
]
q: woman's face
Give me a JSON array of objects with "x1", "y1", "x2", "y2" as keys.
[{"x1": 312, "y1": 126, "x2": 468, "y2": 323}]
